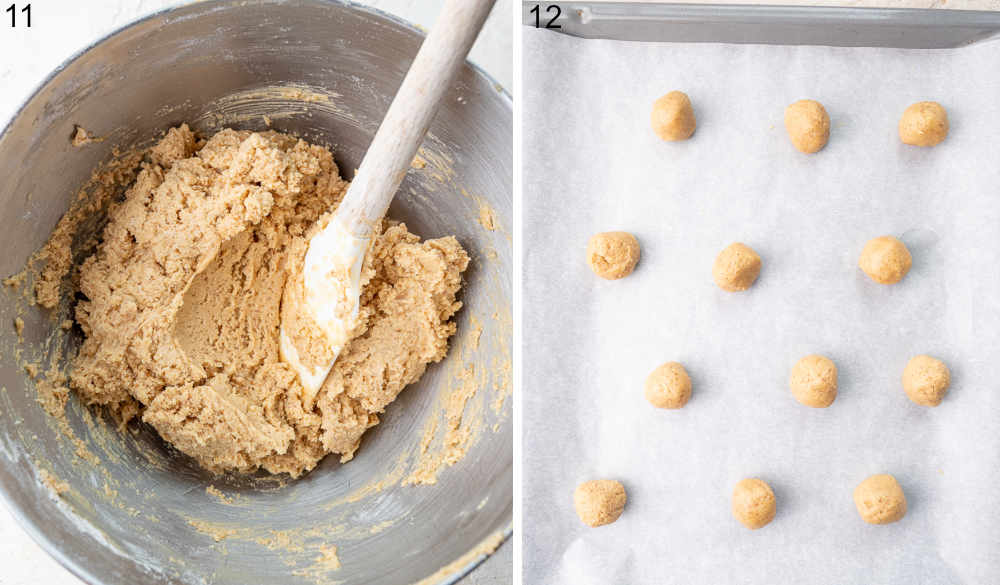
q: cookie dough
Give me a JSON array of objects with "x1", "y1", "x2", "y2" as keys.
[
  {"x1": 644, "y1": 361, "x2": 692, "y2": 409},
  {"x1": 784, "y1": 99, "x2": 830, "y2": 154},
  {"x1": 789, "y1": 354, "x2": 838, "y2": 408},
  {"x1": 713, "y1": 242, "x2": 761, "y2": 292},
  {"x1": 858, "y1": 236, "x2": 911, "y2": 285},
  {"x1": 651, "y1": 91, "x2": 696, "y2": 142},
  {"x1": 732, "y1": 478, "x2": 776, "y2": 530},
  {"x1": 574, "y1": 479, "x2": 627, "y2": 527},
  {"x1": 587, "y1": 231, "x2": 640, "y2": 280},
  {"x1": 902, "y1": 355, "x2": 951, "y2": 407},
  {"x1": 899, "y1": 101, "x2": 949, "y2": 147},
  {"x1": 70, "y1": 125, "x2": 469, "y2": 476},
  {"x1": 854, "y1": 474, "x2": 907, "y2": 525}
]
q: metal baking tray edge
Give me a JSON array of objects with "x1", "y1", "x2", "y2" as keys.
[{"x1": 521, "y1": 2, "x2": 1000, "y2": 48}]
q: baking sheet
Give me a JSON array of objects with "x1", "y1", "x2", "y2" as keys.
[{"x1": 522, "y1": 25, "x2": 1000, "y2": 584}]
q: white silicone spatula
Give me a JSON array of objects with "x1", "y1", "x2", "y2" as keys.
[{"x1": 279, "y1": 0, "x2": 497, "y2": 394}]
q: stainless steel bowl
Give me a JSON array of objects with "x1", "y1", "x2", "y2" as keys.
[{"x1": 0, "y1": 1, "x2": 511, "y2": 584}]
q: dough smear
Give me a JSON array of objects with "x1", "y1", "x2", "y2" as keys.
[{"x1": 69, "y1": 125, "x2": 469, "y2": 476}]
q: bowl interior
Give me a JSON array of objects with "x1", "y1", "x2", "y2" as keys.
[{"x1": 0, "y1": 2, "x2": 511, "y2": 584}]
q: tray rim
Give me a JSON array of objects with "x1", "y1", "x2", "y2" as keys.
[{"x1": 521, "y1": 1, "x2": 1000, "y2": 47}]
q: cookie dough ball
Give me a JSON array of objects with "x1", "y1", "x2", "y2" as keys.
[
  {"x1": 784, "y1": 99, "x2": 830, "y2": 154},
  {"x1": 789, "y1": 354, "x2": 838, "y2": 408},
  {"x1": 858, "y1": 236, "x2": 912, "y2": 285},
  {"x1": 899, "y1": 101, "x2": 949, "y2": 147},
  {"x1": 651, "y1": 91, "x2": 696, "y2": 142},
  {"x1": 713, "y1": 242, "x2": 761, "y2": 292},
  {"x1": 902, "y1": 355, "x2": 951, "y2": 407},
  {"x1": 854, "y1": 474, "x2": 907, "y2": 525},
  {"x1": 645, "y1": 362, "x2": 692, "y2": 409},
  {"x1": 732, "y1": 478, "x2": 776, "y2": 530},
  {"x1": 587, "y1": 232, "x2": 640, "y2": 280},
  {"x1": 574, "y1": 480, "x2": 627, "y2": 527}
]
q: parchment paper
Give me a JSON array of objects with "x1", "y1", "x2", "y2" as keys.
[{"x1": 523, "y1": 26, "x2": 1000, "y2": 584}]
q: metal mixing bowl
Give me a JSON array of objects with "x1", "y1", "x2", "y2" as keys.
[{"x1": 0, "y1": 1, "x2": 511, "y2": 584}]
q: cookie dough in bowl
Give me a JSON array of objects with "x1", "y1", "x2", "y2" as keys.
[
  {"x1": 0, "y1": 2, "x2": 511, "y2": 585},
  {"x1": 73, "y1": 125, "x2": 468, "y2": 476}
]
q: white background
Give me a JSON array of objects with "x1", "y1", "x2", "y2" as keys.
[{"x1": 0, "y1": 1, "x2": 509, "y2": 584}]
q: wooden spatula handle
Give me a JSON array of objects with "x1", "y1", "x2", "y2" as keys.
[{"x1": 335, "y1": 0, "x2": 496, "y2": 235}]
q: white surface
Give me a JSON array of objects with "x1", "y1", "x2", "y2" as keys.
[
  {"x1": 523, "y1": 26, "x2": 1000, "y2": 585},
  {"x1": 0, "y1": 1, "x2": 510, "y2": 584}
]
